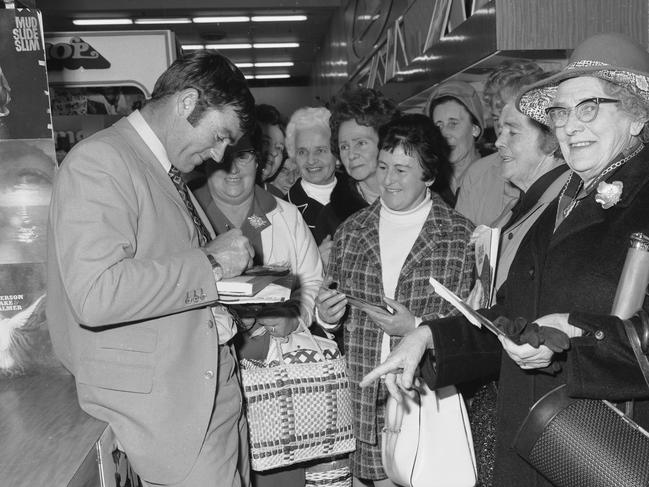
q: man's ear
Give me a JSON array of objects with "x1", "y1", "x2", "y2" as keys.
[{"x1": 177, "y1": 88, "x2": 199, "y2": 118}]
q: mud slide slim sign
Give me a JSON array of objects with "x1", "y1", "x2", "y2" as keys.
[{"x1": 0, "y1": 9, "x2": 57, "y2": 376}]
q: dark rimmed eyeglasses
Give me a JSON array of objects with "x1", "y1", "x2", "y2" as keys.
[{"x1": 545, "y1": 97, "x2": 619, "y2": 127}]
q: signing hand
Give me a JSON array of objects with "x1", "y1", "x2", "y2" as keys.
[
  {"x1": 315, "y1": 279, "x2": 347, "y2": 325},
  {"x1": 364, "y1": 297, "x2": 416, "y2": 336},
  {"x1": 360, "y1": 326, "x2": 433, "y2": 401},
  {"x1": 499, "y1": 335, "x2": 554, "y2": 370},
  {"x1": 204, "y1": 229, "x2": 254, "y2": 278}
]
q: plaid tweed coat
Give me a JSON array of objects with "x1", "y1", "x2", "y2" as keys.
[{"x1": 326, "y1": 194, "x2": 475, "y2": 479}]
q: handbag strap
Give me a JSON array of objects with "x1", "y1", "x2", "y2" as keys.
[{"x1": 623, "y1": 310, "x2": 649, "y2": 390}]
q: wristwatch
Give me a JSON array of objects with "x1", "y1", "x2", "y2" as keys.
[{"x1": 206, "y1": 253, "x2": 224, "y2": 282}]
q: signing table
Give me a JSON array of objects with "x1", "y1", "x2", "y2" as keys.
[{"x1": 0, "y1": 373, "x2": 114, "y2": 487}]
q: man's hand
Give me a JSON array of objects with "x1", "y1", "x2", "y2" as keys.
[
  {"x1": 364, "y1": 297, "x2": 416, "y2": 337},
  {"x1": 360, "y1": 326, "x2": 434, "y2": 400},
  {"x1": 203, "y1": 229, "x2": 254, "y2": 278}
]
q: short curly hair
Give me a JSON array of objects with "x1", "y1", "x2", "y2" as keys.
[
  {"x1": 483, "y1": 60, "x2": 545, "y2": 109},
  {"x1": 255, "y1": 103, "x2": 286, "y2": 135},
  {"x1": 285, "y1": 106, "x2": 332, "y2": 159},
  {"x1": 329, "y1": 87, "x2": 400, "y2": 157},
  {"x1": 601, "y1": 79, "x2": 649, "y2": 143},
  {"x1": 378, "y1": 113, "x2": 454, "y2": 206}
]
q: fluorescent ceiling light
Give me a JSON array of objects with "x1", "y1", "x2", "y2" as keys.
[
  {"x1": 255, "y1": 74, "x2": 291, "y2": 79},
  {"x1": 255, "y1": 61, "x2": 294, "y2": 67},
  {"x1": 244, "y1": 75, "x2": 255, "y2": 80},
  {"x1": 251, "y1": 15, "x2": 307, "y2": 22},
  {"x1": 205, "y1": 43, "x2": 253, "y2": 50},
  {"x1": 73, "y1": 18, "x2": 133, "y2": 26},
  {"x1": 253, "y1": 42, "x2": 299, "y2": 49},
  {"x1": 134, "y1": 18, "x2": 191, "y2": 24},
  {"x1": 236, "y1": 62, "x2": 254, "y2": 68},
  {"x1": 182, "y1": 44, "x2": 205, "y2": 50},
  {"x1": 193, "y1": 16, "x2": 250, "y2": 23}
]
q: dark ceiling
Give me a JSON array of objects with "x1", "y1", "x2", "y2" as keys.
[{"x1": 36, "y1": 0, "x2": 344, "y2": 87}]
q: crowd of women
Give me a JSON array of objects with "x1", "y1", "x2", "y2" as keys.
[{"x1": 192, "y1": 32, "x2": 649, "y2": 487}]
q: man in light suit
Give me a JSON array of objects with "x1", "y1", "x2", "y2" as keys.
[{"x1": 47, "y1": 51, "x2": 256, "y2": 487}]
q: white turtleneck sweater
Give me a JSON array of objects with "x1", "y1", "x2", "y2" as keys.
[
  {"x1": 301, "y1": 178, "x2": 337, "y2": 206},
  {"x1": 378, "y1": 194, "x2": 432, "y2": 361}
]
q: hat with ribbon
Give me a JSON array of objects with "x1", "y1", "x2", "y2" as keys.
[{"x1": 517, "y1": 32, "x2": 649, "y2": 125}]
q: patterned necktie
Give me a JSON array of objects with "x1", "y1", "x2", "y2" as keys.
[{"x1": 168, "y1": 165, "x2": 211, "y2": 245}]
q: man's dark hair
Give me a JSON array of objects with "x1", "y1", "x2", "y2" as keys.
[
  {"x1": 329, "y1": 87, "x2": 400, "y2": 157},
  {"x1": 379, "y1": 113, "x2": 454, "y2": 206},
  {"x1": 150, "y1": 50, "x2": 256, "y2": 134}
]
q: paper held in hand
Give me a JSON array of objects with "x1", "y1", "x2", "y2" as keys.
[
  {"x1": 428, "y1": 277, "x2": 507, "y2": 338},
  {"x1": 472, "y1": 225, "x2": 500, "y2": 308},
  {"x1": 217, "y1": 273, "x2": 294, "y2": 304}
]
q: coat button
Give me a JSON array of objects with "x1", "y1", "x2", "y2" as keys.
[
  {"x1": 208, "y1": 320, "x2": 215, "y2": 329},
  {"x1": 508, "y1": 233, "x2": 513, "y2": 240},
  {"x1": 595, "y1": 330, "x2": 605, "y2": 340},
  {"x1": 204, "y1": 370, "x2": 215, "y2": 379},
  {"x1": 528, "y1": 267, "x2": 535, "y2": 279}
]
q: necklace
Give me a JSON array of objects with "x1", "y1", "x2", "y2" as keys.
[{"x1": 558, "y1": 142, "x2": 643, "y2": 219}]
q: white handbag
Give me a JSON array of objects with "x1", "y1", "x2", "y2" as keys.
[{"x1": 381, "y1": 384, "x2": 477, "y2": 487}]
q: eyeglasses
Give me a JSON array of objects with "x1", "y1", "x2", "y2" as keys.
[
  {"x1": 545, "y1": 97, "x2": 619, "y2": 127},
  {"x1": 228, "y1": 150, "x2": 257, "y2": 167}
]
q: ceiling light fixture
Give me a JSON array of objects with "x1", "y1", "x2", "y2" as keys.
[
  {"x1": 205, "y1": 43, "x2": 253, "y2": 50},
  {"x1": 253, "y1": 42, "x2": 299, "y2": 49},
  {"x1": 73, "y1": 18, "x2": 133, "y2": 26},
  {"x1": 255, "y1": 61, "x2": 294, "y2": 67},
  {"x1": 235, "y1": 62, "x2": 254, "y2": 68},
  {"x1": 192, "y1": 16, "x2": 250, "y2": 23},
  {"x1": 254, "y1": 74, "x2": 291, "y2": 79},
  {"x1": 251, "y1": 15, "x2": 307, "y2": 22},
  {"x1": 134, "y1": 18, "x2": 191, "y2": 25},
  {"x1": 182, "y1": 45, "x2": 205, "y2": 50}
]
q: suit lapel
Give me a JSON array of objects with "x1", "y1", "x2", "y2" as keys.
[{"x1": 115, "y1": 119, "x2": 200, "y2": 241}]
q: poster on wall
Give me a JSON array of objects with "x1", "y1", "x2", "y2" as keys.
[
  {"x1": 0, "y1": 9, "x2": 58, "y2": 377},
  {"x1": 0, "y1": 8, "x2": 52, "y2": 140}
]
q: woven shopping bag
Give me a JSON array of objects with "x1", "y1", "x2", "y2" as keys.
[{"x1": 240, "y1": 329, "x2": 355, "y2": 471}]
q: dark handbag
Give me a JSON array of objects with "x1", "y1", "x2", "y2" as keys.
[{"x1": 513, "y1": 383, "x2": 649, "y2": 487}]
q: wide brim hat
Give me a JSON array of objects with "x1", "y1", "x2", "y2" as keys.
[{"x1": 518, "y1": 32, "x2": 649, "y2": 125}]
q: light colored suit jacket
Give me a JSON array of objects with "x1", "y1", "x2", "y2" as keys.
[{"x1": 46, "y1": 117, "x2": 232, "y2": 484}]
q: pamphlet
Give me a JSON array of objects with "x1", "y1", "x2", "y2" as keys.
[
  {"x1": 429, "y1": 277, "x2": 509, "y2": 340},
  {"x1": 470, "y1": 225, "x2": 500, "y2": 308}
]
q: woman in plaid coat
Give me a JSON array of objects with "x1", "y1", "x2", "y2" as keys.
[{"x1": 316, "y1": 114, "x2": 475, "y2": 485}]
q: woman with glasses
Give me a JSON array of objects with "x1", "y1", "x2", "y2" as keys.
[
  {"x1": 362, "y1": 33, "x2": 649, "y2": 487},
  {"x1": 194, "y1": 128, "x2": 323, "y2": 487}
]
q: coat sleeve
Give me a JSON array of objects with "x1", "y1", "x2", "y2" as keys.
[
  {"x1": 420, "y1": 309, "x2": 502, "y2": 390},
  {"x1": 566, "y1": 310, "x2": 649, "y2": 401},
  {"x1": 281, "y1": 201, "x2": 324, "y2": 329},
  {"x1": 49, "y1": 140, "x2": 219, "y2": 327}
]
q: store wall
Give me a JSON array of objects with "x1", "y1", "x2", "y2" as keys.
[{"x1": 251, "y1": 85, "x2": 322, "y2": 118}]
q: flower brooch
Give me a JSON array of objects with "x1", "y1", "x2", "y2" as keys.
[{"x1": 595, "y1": 181, "x2": 623, "y2": 209}]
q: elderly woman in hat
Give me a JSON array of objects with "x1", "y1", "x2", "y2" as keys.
[{"x1": 361, "y1": 33, "x2": 649, "y2": 487}]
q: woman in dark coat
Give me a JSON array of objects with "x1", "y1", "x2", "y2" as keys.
[
  {"x1": 362, "y1": 32, "x2": 649, "y2": 487},
  {"x1": 316, "y1": 114, "x2": 475, "y2": 486}
]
